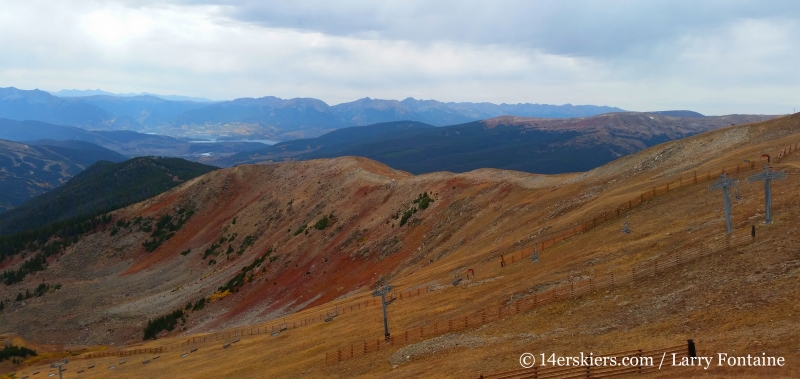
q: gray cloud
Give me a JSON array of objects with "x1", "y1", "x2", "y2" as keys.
[{"x1": 193, "y1": 0, "x2": 800, "y2": 56}]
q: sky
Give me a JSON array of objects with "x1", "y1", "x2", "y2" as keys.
[{"x1": 1, "y1": 0, "x2": 799, "y2": 115}]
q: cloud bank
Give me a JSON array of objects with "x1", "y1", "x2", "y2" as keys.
[{"x1": 1, "y1": 0, "x2": 798, "y2": 114}]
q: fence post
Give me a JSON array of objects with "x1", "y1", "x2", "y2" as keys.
[{"x1": 637, "y1": 350, "x2": 643, "y2": 373}]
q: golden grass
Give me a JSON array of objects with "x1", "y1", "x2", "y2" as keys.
[{"x1": 5, "y1": 116, "x2": 800, "y2": 378}]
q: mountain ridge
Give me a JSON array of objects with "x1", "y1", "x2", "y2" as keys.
[
  {"x1": 3, "y1": 87, "x2": 629, "y2": 140},
  {"x1": 224, "y1": 112, "x2": 777, "y2": 174},
  {"x1": 0, "y1": 139, "x2": 126, "y2": 210},
  {"x1": 0, "y1": 156, "x2": 218, "y2": 235}
]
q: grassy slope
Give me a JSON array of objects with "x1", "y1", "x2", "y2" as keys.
[{"x1": 6, "y1": 115, "x2": 800, "y2": 378}]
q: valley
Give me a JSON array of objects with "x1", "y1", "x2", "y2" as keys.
[{"x1": 1, "y1": 114, "x2": 798, "y2": 378}]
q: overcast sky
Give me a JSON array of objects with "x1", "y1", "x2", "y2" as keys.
[{"x1": 1, "y1": 0, "x2": 798, "y2": 114}]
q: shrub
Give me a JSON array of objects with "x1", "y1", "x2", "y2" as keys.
[
  {"x1": 399, "y1": 207, "x2": 417, "y2": 227},
  {"x1": 192, "y1": 297, "x2": 206, "y2": 311},
  {"x1": 413, "y1": 192, "x2": 434, "y2": 210},
  {"x1": 313, "y1": 213, "x2": 334, "y2": 230},
  {"x1": 293, "y1": 225, "x2": 307, "y2": 236}
]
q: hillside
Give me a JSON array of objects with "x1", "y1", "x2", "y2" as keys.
[
  {"x1": 225, "y1": 112, "x2": 776, "y2": 174},
  {"x1": 0, "y1": 157, "x2": 218, "y2": 235},
  {"x1": 1, "y1": 114, "x2": 799, "y2": 378},
  {"x1": 0, "y1": 139, "x2": 126, "y2": 210}
]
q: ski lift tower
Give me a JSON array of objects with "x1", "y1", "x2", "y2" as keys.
[
  {"x1": 709, "y1": 173, "x2": 739, "y2": 234},
  {"x1": 372, "y1": 283, "x2": 393, "y2": 341},
  {"x1": 622, "y1": 216, "x2": 632, "y2": 234},
  {"x1": 50, "y1": 359, "x2": 68, "y2": 379},
  {"x1": 747, "y1": 165, "x2": 787, "y2": 224}
]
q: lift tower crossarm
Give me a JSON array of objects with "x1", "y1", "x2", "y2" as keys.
[
  {"x1": 709, "y1": 173, "x2": 739, "y2": 234},
  {"x1": 372, "y1": 284, "x2": 393, "y2": 341},
  {"x1": 747, "y1": 165, "x2": 787, "y2": 224}
]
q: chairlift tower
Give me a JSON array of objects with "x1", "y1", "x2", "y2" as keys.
[
  {"x1": 747, "y1": 165, "x2": 787, "y2": 224},
  {"x1": 622, "y1": 216, "x2": 632, "y2": 234},
  {"x1": 50, "y1": 359, "x2": 68, "y2": 379},
  {"x1": 709, "y1": 173, "x2": 739, "y2": 234},
  {"x1": 372, "y1": 283, "x2": 393, "y2": 341}
]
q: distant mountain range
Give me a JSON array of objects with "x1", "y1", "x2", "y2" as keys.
[
  {"x1": 2, "y1": 86, "x2": 626, "y2": 140},
  {"x1": 224, "y1": 113, "x2": 777, "y2": 174},
  {"x1": 0, "y1": 138, "x2": 126, "y2": 210}
]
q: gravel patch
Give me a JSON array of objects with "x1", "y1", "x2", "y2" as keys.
[{"x1": 389, "y1": 333, "x2": 500, "y2": 366}]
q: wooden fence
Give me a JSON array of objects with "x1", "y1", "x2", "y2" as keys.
[
  {"x1": 476, "y1": 343, "x2": 689, "y2": 379},
  {"x1": 497, "y1": 151, "x2": 796, "y2": 268},
  {"x1": 326, "y1": 232, "x2": 751, "y2": 364},
  {"x1": 72, "y1": 141, "x2": 798, "y2": 364},
  {"x1": 775, "y1": 142, "x2": 798, "y2": 163},
  {"x1": 73, "y1": 286, "x2": 431, "y2": 361}
]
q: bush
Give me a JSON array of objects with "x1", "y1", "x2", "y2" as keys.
[
  {"x1": 192, "y1": 297, "x2": 206, "y2": 311},
  {"x1": 399, "y1": 207, "x2": 417, "y2": 227},
  {"x1": 142, "y1": 210, "x2": 194, "y2": 252},
  {"x1": 413, "y1": 192, "x2": 434, "y2": 210},
  {"x1": 313, "y1": 213, "x2": 334, "y2": 230},
  {"x1": 293, "y1": 225, "x2": 307, "y2": 236},
  {"x1": 237, "y1": 235, "x2": 256, "y2": 256}
]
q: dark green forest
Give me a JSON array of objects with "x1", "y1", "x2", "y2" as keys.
[
  {"x1": 0, "y1": 344, "x2": 37, "y2": 362},
  {"x1": 0, "y1": 156, "x2": 216, "y2": 235}
]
